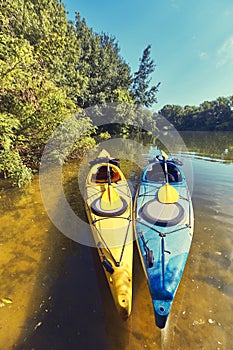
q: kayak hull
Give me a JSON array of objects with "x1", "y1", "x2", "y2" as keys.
[
  {"x1": 84, "y1": 149, "x2": 133, "y2": 319},
  {"x1": 134, "y1": 158, "x2": 194, "y2": 328}
]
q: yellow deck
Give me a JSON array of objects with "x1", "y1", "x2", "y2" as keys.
[{"x1": 84, "y1": 150, "x2": 133, "y2": 319}]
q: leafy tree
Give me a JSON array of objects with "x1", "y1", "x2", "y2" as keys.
[
  {"x1": 182, "y1": 105, "x2": 199, "y2": 130},
  {"x1": 159, "y1": 105, "x2": 184, "y2": 127},
  {"x1": 74, "y1": 13, "x2": 132, "y2": 108},
  {"x1": 214, "y1": 97, "x2": 233, "y2": 130},
  {"x1": 131, "y1": 45, "x2": 160, "y2": 107},
  {"x1": 0, "y1": 31, "x2": 94, "y2": 185},
  {"x1": 158, "y1": 96, "x2": 233, "y2": 130}
]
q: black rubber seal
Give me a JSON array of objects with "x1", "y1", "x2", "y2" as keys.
[
  {"x1": 91, "y1": 197, "x2": 128, "y2": 217},
  {"x1": 140, "y1": 200, "x2": 184, "y2": 227}
]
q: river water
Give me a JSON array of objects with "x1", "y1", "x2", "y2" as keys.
[{"x1": 0, "y1": 131, "x2": 233, "y2": 349}]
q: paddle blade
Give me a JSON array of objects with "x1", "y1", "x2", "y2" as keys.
[
  {"x1": 161, "y1": 150, "x2": 169, "y2": 159},
  {"x1": 158, "y1": 183, "x2": 179, "y2": 204},
  {"x1": 100, "y1": 185, "x2": 122, "y2": 210}
]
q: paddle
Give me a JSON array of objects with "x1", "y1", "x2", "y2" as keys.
[
  {"x1": 158, "y1": 151, "x2": 179, "y2": 204},
  {"x1": 100, "y1": 162, "x2": 122, "y2": 210},
  {"x1": 97, "y1": 242, "x2": 114, "y2": 274},
  {"x1": 107, "y1": 162, "x2": 111, "y2": 203}
]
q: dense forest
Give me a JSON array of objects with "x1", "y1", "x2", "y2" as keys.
[
  {"x1": 0, "y1": 0, "x2": 159, "y2": 186},
  {"x1": 0, "y1": 0, "x2": 232, "y2": 187},
  {"x1": 159, "y1": 96, "x2": 233, "y2": 131}
]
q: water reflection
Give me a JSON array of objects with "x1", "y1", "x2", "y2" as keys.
[
  {"x1": 0, "y1": 131, "x2": 233, "y2": 349},
  {"x1": 180, "y1": 131, "x2": 233, "y2": 162}
]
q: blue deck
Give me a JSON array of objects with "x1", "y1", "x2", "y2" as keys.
[{"x1": 135, "y1": 160, "x2": 194, "y2": 328}]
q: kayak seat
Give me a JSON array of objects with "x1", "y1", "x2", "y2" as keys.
[
  {"x1": 146, "y1": 171, "x2": 165, "y2": 182},
  {"x1": 145, "y1": 163, "x2": 182, "y2": 182},
  {"x1": 167, "y1": 166, "x2": 182, "y2": 182},
  {"x1": 92, "y1": 166, "x2": 121, "y2": 183},
  {"x1": 146, "y1": 171, "x2": 176, "y2": 182}
]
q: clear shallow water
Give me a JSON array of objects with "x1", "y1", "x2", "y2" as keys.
[{"x1": 0, "y1": 132, "x2": 233, "y2": 349}]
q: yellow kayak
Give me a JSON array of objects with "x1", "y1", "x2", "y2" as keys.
[{"x1": 84, "y1": 149, "x2": 133, "y2": 320}]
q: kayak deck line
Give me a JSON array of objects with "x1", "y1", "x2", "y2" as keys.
[
  {"x1": 92, "y1": 215, "x2": 131, "y2": 224},
  {"x1": 136, "y1": 218, "x2": 192, "y2": 237},
  {"x1": 93, "y1": 216, "x2": 132, "y2": 267}
]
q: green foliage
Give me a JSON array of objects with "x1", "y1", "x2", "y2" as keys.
[
  {"x1": 96, "y1": 131, "x2": 111, "y2": 142},
  {"x1": 159, "y1": 97, "x2": 233, "y2": 131},
  {"x1": 0, "y1": 111, "x2": 31, "y2": 187},
  {"x1": 0, "y1": 29, "x2": 93, "y2": 186},
  {"x1": 110, "y1": 89, "x2": 133, "y2": 103},
  {"x1": 131, "y1": 45, "x2": 160, "y2": 107},
  {"x1": 43, "y1": 114, "x2": 96, "y2": 165},
  {"x1": 74, "y1": 14, "x2": 132, "y2": 108},
  {"x1": 0, "y1": 148, "x2": 32, "y2": 187},
  {"x1": 0, "y1": 0, "x2": 162, "y2": 186}
]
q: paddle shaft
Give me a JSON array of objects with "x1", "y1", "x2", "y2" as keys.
[
  {"x1": 163, "y1": 158, "x2": 169, "y2": 184},
  {"x1": 161, "y1": 150, "x2": 169, "y2": 184},
  {"x1": 161, "y1": 237, "x2": 165, "y2": 289},
  {"x1": 107, "y1": 162, "x2": 111, "y2": 203},
  {"x1": 107, "y1": 162, "x2": 111, "y2": 185}
]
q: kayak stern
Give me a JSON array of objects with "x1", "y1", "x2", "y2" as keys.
[
  {"x1": 117, "y1": 293, "x2": 132, "y2": 320},
  {"x1": 109, "y1": 263, "x2": 132, "y2": 320}
]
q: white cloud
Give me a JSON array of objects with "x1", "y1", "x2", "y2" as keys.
[
  {"x1": 223, "y1": 9, "x2": 233, "y2": 17},
  {"x1": 170, "y1": 0, "x2": 181, "y2": 9},
  {"x1": 199, "y1": 51, "x2": 208, "y2": 60},
  {"x1": 216, "y1": 36, "x2": 233, "y2": 67}
]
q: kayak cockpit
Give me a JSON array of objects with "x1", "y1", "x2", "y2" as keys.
[
  {"x1": 87, "y1": 163, "x2": 128, "y2": 217},
  {"x1": 143, "y1": 162, "x2": 183, "y2": 183},
  {"x1": 91, "y1": 164, "x2": 121, "y2": 183}
]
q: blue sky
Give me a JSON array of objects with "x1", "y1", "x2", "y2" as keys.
[{"x1": 62, "y1": 0, "x2": 233, "y2": 111}]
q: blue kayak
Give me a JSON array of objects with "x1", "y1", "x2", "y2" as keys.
[{"x1": 134, "y1": 154, "x2": 194, "y2": 328}]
